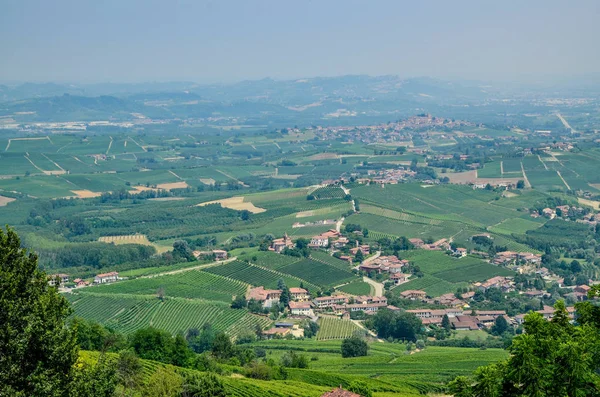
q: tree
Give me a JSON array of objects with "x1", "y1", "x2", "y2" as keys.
[
  {"x1": 116, "y1": 349, "x2": 143, "y2": 395},
  {"x1": 441, "y1": 314, "x2": 451, "y2": 332},
  {"x1": 0, "y1": 226, "x2": 79, "y2": 396},
  {"x1": 71, "y1": 354, "x2": 118, "y2": 397},
  {"x1": 130, "y1": 327, "x2": 174, "y2": 363},
  {"x1": 341, "y1": 336, "x2": 368, "y2": 358},
  {"x1": 490, "y1": 315, "x2": 509, "y2": 336},
  {"x1": 516, "y1": 180, "x2": 525, "y2": 189},
  {"x1": 448, "y1": 300, "x2": 600, "y2": 396},
  {"x1": 231, "y1": 295, "x2": 247, "y2": 309},
  {"x1": 181, "y1": 372, "x2": 226, "y2": 397},
  {"x1": 211, "y1": 332, "x2": 235, "y2": 360},
  {"x1": 144, "y1": 367, "x2": 183, "y2": 397},
  {"x1": 187, "y1": 324, "x2": 215, "y2": 354}
]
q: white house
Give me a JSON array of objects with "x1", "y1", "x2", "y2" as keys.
[{"x1": 94, "y1": 272, "x2": 119, "y2": 284}]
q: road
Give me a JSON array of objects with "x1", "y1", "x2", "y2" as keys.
[
  {"x1": 520, "y1": 161, "x2": 532, "y2": 188},
  {"x1": 556, "y1": 113, "x2": 576, "y2": 134},
  {"x1": 362, "y1": 276, "x2": 384, "y2": 297},
  {"x1": 335, "y1": 217, "x2": 345, "y2": 232},
  {"x1": 140, "y1": 257, "x2": 237, "y2": 278}
]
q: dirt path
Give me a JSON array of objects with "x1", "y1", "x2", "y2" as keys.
[
  {"x1": 106, "y1": 136, "x2": 113, "y2": 154},
  {"x1": 169, "y1": 170, "x2": 183, "y2": 180},
  {"x1": 520, "y1": 161, "x2": 532, "y2": 188},
  {"x1": 500, "y1": 161, "x2": 504, "y2": 175},
  {"x1": 128, "y1": 137, "x2": 147, "y2": 152},
  {"x1": 538, "y1": 155, "x2": 548, "y2": 170},
  {"x1": 340, "y1": 185, "x2": 350, "y2": 195},
  {"x1": 24, "y1": 155, "x2": 45, "y2": 173},
  {"x1": 350, "y1": 319, "x2": 383, "y2": 341},
  {"x1": 336, "y1": 217, "x2": 345, "y2": 233},
  {"x1": 140, "y1": 257, "x2": 237, "y2": 279},
  {"x1": 556, "y1": 170, "x2": 571, "y2": 190},
  {"x1": 362, "y1": 276, "x2": 384, "y2": 297},
  {"x1": 557, "y1": 113, "x2": 576, "y2": 134},
  {"x1": 42, "y1": 153, "x2": 65, "y2": 172}
]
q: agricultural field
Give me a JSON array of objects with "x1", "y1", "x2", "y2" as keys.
[
  {"x1": 278, "y1": 258, "x2": 357, "y2": 288},
  {"x1": 393, "y1": 250, "x2": 514, "y2": 296},
  {"x1": 316, "y1": 316, "x2": 363, "y2": 340},
  {"x1": 309, "y1": 186, "x2": 346, "y2": 199},
  {"x1": 67, "y1": 291, "x2": 270, "y2": 337},
  {"x1": 337, "y1": 280, "x2": 373, "y2": 295},
  {"x1": 92, "y1": 270, "x2": 248, "y2": 302}
]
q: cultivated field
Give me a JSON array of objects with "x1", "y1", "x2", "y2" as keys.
[{"x1": 197, "y1": 196, "x2": 267, "y2": 213}]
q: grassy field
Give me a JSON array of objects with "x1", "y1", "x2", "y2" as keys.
[{"x1": 337, "y1": 280, "x2": 373, "y2": 295}]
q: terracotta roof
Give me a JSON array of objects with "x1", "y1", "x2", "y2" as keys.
[{"x1": 321, "y1": 387, "x2": 361, "y2": 397}]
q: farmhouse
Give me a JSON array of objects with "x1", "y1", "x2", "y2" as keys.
[
  {"x1": 289, "y1": 287, "x2": 309, "y2": 301},
  {"x1": 48, "y1": 273, "x2": 69, "y2": 286},
  {"x1": 247, "y1": 286, "x2": 282, "y2": 307},
  {"x1": 94, "y1": 272, "x2": 118, "y2": 284},
  {"x1": 212, "y1": 250, "x2": 228, "y2": 260},
  {"x1": 453, "y1": 247, "x2": 467, "y2": 258},
  {"x1": 262, "y1": 327, "x2": 291, "y2": 338},
  {"x1": 289, "y1": 301, "x2": 313, "y2": 316},
  {"x1": 400, "y1": 290, "x2": 427, "y2": 300},
  {"x1": 337, "y1": 302, "x2": 388, "y2": 313},
  {"x1": 309, "y1": 230, "x2": 341, "y2": 248},
  {"x1": 475, "y1": 276, "x2": 514, "y2": 292},
  {"x1": 354, "y1": 295, "x2": 388, "y2": 305},
  {"x1": 409, "y1": 238, "x2": 424, "y2": 248},
  {"x1": 390, "y1": 273, "x2": 411, "y2": 285},
  {"x1": 314, "y1": 295, "x2": 348, "y2": 308},
  {"x1": 270, "y1": 233, "x2": 294, "y2": 253},
  {"x1": 349, "y1": 244, "x2": 370, "y2": 256}
]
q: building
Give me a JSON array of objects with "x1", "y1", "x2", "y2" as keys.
[
  {"x1": 400, "y1": 290, "x2": 427, "y2": 300},
  {"x1": 314, "y1": 295, "x2": 348, "y2": 308},
  {"x1": 212, "y1": 250, "x2": 228, "y2": 260},
  {"x1": 321, "y1": 387, "x2": 361, "y2": 397},
  {"x1": 289, "y1": 287, "x2": 309, "y2": 301},
  {"x1": 409, "y1": 238, "x2": 424, "y2": 248},
  {"x1": 349, "y1": 244, "x2": 370, "y2": 256},
  {"x1": 247, "y1": 286, "x2": 282, "y2": 307},
  {"x1": 48, "y1": 273, "x2": 69, "y2": 286},
  {"x1": 94, "y1": 272, "x2": 118, "y2": 284},
  {"x1": 453, "y1": 247, "x2": 467, "y2": 258},
  {"x1": 262, "y1": 327, "x2": 291, "y2": 338},
  {"x1": 390, "y1": 273, "x2": 411, "y2": 285},
  {"x1": 289, "y1": 301, "x2": 313, "y2": 316},
  {"x1": 338, "y1": 302, "x2": 388, "y2": 313},
  {"x1": 270, "y1": 233, "x2": 294, "y2": 253},
  {"x1": 309, "y1": 229, "x2": 342, "y2": 249}
]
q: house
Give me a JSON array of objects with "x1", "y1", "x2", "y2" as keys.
[
  {"x1": 314, "y1": 295, "x2": 348, "y2": 308},
  {"x1": 409, "y1": 238, "x2": 424, "y2": 248},
  {"x1": 349, "y1": 244, "x2": 370, "y2": 256},
  {"x1": 212, "y1": 250, "x2": 228, "y2": 260},
  {"x1": 94, "y1": 272, "x2": 118, "y2": 284},
  {"x1": 359, "y1": 263, "x2": 381, "y2": 273},
  {"x1": 333, "y1": 237, "x2": 349, "y2": 248},
  {"x1": 400, "y1": 290, "x2": 427, "y2": 300},
  {"x1": 48, "y1": 273, "x2": 69, "y2": 286},
  {"x1": 321, "y1": 387, "x2": 361, "y2": 397},
  {"x1": 310, "y1": 235, "x2": 330, "y2": 248},
  {"x1": 450, "y1": 315, "x2": 479, "y2": 330},
  {"x1": 354, "y1": 295, "x2": 387, "y2": 305},
  {"x1": 289, "y1": 287, "x2": 309, "y2": 301},
  {"x1": 342, "y1": 302, "x2": 387, "y2": 313},
  {"x1": 469, "y1": 310, "x2": 507, "y2": 319},
  {"x1": 289, "y1": 301, "x2": 313, "y2": 316},
  {"x1": 476, "y1": 276, "x2": 514, "y2": 292},
  {"x1": 390, "y1": 273, "x2": 411, "y2": 285},
  {"x1": 262, "y1": 327, "x2": 291, "y2": 338},
  {"x1": 271, "y1": 233, "x2": 294, "y2": 253},
  {"x1": 247, "y1": 286, "x2": 282, "y2": 307},
  {"x1": 453, "y1": 247, "x2": 467, "y2": 258}
]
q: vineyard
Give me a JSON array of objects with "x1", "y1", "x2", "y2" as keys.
[
  {"x1": 67, "y1": 292, "x2": 270, "y2": 336},
  {"x1": 203, "y1": 260, "x2": 317, "y2": 290},
  {"x1": 309, "y1": 186, "x2": 346, "y2": 200},
  {"x1": 316, "y1": 317, "x2": 363, "y2": 340},
  {"x1": 278, "y1": 258, "x2": 356, "y2": 288},
  {"x1": 337, "y1": 280, "x2": 372, "y2": 295},
  {"x1": 309, "y1": 251, "x2": 354, "y2": 271},
  {"x1": 92, "y1": 270, "x2": 248, "y2": 302}
]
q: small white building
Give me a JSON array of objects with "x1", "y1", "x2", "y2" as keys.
[
  {"x1": 94, "y1": 271, "x2": 119, "y2": 284},
  {"x1": 289, "y1": 301, "x2": 313, "y2": 316}
]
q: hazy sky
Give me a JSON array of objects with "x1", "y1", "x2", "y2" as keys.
[{"x1": 1, "y1": 0, "x2": 599, "y2": 83}]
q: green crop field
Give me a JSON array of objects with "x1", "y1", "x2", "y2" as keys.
[
  {"x1": 67, "y1": 292, "x2": 270, "y2": 336},
  {"x1": 477, "y1": 162, "x2": 502, "y2": 178},
  {"x1": 278, "y1": 258, "x2": 357, "y2": 288},
  {"x1": 316, "y1": 316, "x2": 363, "y2": 340},
  {"x1": 310, "y1": 186, "x2": 346, "y2": 199},
  {"x1": 337, "y1": 280, "x2": 372, "y2": 295},
  {"x1": 92, "y1": 270, "x2": 248, "y2": 302},
  {"x1": 204, "y1": 260, "x2": 318, "y2": 290},
  {"x1": 489, "y1": 217, "x2": 545, "y2": 235}
]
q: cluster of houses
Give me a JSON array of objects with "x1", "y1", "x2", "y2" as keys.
[
  {"x1": 492, "y1": 251, "x2": 542, "y2": 267},
  {"x1": 366, "y1": 167, "x2": 417, "y2": 184},
  {"x1": 358, "y1": 255, "x2": 411, "y2": 285},
  {"x1": 408, "y1": 238, "x2": 451, "y2": 251},
  {"x1": 48, "y1": 271, "x2": 121, "y2": 288},
  {"x1": 308, "y1": 229, "x2": 346, "y2": 249}
]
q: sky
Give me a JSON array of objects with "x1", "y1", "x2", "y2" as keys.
[{"x1": 1, "y1": 0, "x2": 599, "y2": 84}]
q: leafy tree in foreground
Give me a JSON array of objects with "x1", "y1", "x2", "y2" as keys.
[
  {"x1": 449, "y1": 300, "x2": 600, "y2": 396},
  {"x1": 0, "y1": 226, "x2": 79, "y2": 396},
  {"x1": 341, "y1": 336, "x2": 368, "y2": 358}
]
